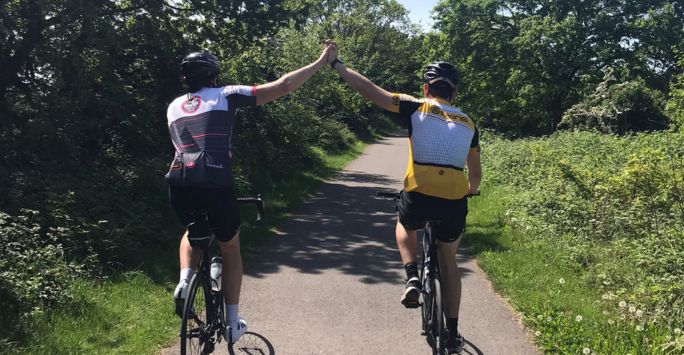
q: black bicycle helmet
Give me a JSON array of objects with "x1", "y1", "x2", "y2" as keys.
[
  {"x1": 181, "y1": 52, "x2": 219, "y2": 78},
  {"x1": 423, "y1": 61, "x2": 459, "y2": 89}
]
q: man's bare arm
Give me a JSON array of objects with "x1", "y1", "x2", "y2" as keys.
[
  {"x1": 255, "y1": 43, "x2": 333, "y2": 105},
  {"x1": 466, "y1": 148, "x2": 482, "y2": 194},
  {"x1": 330, "y1": 48, "x2": 394, "y2": 111}
]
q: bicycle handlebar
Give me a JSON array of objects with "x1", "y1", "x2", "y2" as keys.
[
  {"x1": 237, "y1": 195, "x2": 265, "y2": 223},
  {"x1": 377, "y1": 192, "x2": 400, "y2": 199},
  {"x1": 376, "y1": 191, "x2": 480, "y2": 199}
]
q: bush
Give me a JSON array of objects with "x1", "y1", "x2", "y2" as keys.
[
  {"x1": 560, "y1": 69, "x2": 670, "y2": 134},
  {"x1": 482, "y1": 130, "x2": 684, "y2": 349},
  {"x1": 0, "y1": 210, "x2": 85, "y2": 342}
]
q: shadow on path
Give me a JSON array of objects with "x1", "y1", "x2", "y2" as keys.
[{"x1": 245, "y1": 173, "x2": 475, "y2": 284}]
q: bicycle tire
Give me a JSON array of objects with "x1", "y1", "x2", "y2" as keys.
[
  {"x1": 420, "y1": 238, "x2": 432, "y2": 342},
  {"x1": 228, "y1": 331, "x2": 276, "y2": 355},
  {"x1": 180, "y1": 273, "x2": 209, "y2": 355},
  {"x1": 434, "y1": 277, "x2": 446, "y2": 355}
]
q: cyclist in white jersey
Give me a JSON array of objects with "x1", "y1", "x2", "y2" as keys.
[{"x1": 168, "y1": 42, "x2": 335, "y2": 344}]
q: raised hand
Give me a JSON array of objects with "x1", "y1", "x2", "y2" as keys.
[
  {"x1": 316, "y1": 40, "x2": 334, "y2": 67},
  {"x1": 327, "y1": 41, "x2": 339, "y2": 64}
]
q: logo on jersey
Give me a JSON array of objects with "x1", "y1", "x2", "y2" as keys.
[
  {"x1": 186, "y1": 160, "x2": 196, "y2": 168},
  {"x1": 430, "y1": 105, "x2": 442, "y2": 115},
  {"x1": 181, "y1": 96, "x2": 202, "y2": 114},
  {"x1": 392, "y1": 94, "x2": 400, "y2": 106}
]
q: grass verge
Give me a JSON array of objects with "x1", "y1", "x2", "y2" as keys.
[
  {"x1": 466, "y1": 187, "x2": 683, "y2": 354},
  {"x1": 15, "y1": 140, "x2": 367, "y2": 355}
]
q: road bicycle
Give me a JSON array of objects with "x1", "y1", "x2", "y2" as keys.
[
  {"x1": 180, "y1": 196, "x2": 264, "y2": 355},
  {"x1": 377, "y1": 191, "x2": 477, "y2": 355}
]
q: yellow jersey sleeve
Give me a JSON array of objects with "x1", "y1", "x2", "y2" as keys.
[{"x1": 390, "y1": 93, "x2": 422, "y2": 124}]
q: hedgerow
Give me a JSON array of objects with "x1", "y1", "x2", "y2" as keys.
[{"x1": 482, "y1": 130, "x2": 684, "y2": 352}]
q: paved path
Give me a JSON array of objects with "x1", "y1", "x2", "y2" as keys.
[{"x1": 162, "y1": 135, "x2": 539, "y2": 355}]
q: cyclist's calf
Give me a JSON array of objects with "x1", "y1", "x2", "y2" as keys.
[
  {"x1": 218, "y1": 234, "x2": 243, "y2": 304},
  {"x1": 437, "y1": 235, "x2": 463, "y2": 318}
]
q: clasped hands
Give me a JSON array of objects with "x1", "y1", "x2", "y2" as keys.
[{"x1": 316, "y1": 39, "x2": 340, "y2": 69}]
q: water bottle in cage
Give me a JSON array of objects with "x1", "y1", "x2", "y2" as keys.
[{"x1": 210, "y1": 256, "x2": 223, "y2": 292}]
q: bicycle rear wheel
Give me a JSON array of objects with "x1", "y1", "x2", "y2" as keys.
[
  {"x1": 181, "y1": 273, "x2": 210, "y2": 355},
  {"x1": 434, "y1": 277, "x2": 446, "y2": 355},
  {"x1": 421, "y1": 279, "x2": 436, "y2": 351}
]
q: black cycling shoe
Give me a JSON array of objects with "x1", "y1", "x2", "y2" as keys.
[
  {"x1": 400, "y1": 276, "x2": 421, "y2": 308},
  {"x1": 445, "y1": 333, "x2": 465, "y2": 354}
]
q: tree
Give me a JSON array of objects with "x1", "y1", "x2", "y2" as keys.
[{"x1": 432, "y1": 0, "x2": 682, "y2": 136}]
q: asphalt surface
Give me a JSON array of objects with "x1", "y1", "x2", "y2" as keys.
[{"x1": 162, "y1": 134, "x2": 540, "y2": 355}]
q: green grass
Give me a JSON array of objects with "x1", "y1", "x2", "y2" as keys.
[
  {"x1": 23, "y1": 273, "x2": 177, "y2": 355},
  {"x1": 466, "y1": 187, "x2": 683, "y2": 354},
  {"x1": 14, "y1": 141, "x2": 367, "y2": 355}
]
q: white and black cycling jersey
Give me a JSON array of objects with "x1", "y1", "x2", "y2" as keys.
[{"x1": 165, "y1": 85, "x2": 257, "y2": 188}]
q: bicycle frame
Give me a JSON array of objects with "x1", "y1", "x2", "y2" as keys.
[
  {"x1": 421, "y1": 221, "x2": 446, "y2": 354},
  {"x1": 377, "y1": 191, "x2": 479, "y2": 354},
  {"x1": 180, "y1": 195, "x2": 264, "y2": 355},
  {"x1": 421, "y1": 222, "x2": 439, "y2": 300}
]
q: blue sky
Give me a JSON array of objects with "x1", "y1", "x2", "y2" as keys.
[{"x1": 396, "y1": 0, "x2": 440, "y2": 31}]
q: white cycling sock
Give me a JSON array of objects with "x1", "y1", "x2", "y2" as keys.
[
  {"x1": 226, "y1": 304, "x2": 239, "y2": 324},
  {"x1": 180, "y1": 268, "x2": 194, "y2": 283}
]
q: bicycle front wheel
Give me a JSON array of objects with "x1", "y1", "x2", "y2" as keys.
[{"x1": 181, "y1": 273, "x2": 209, "y2": 355}]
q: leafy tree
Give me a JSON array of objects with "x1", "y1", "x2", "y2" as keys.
[
  {"x1": 560, "y1": 69, "x2": 669, "y2": 134},
  {"x1": 432, "y1": 0, "x2": 682, "y2": 136},
  {"x1": 667, "y1": 55, "x2": 684, "y2": 131}
]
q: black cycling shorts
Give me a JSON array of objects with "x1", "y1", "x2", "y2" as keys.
[
  {"x1": 169, "y1": 186, "x2": 241, "y2": 242},
  {"x1": 396, "y1": 190, "x2": 468, "y2": 243}
]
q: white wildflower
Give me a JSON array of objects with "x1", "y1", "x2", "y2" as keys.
[
  {"x1": 636, "y1": 310, "x2": 643, "y2": 318},
  {"x1": 534, "y1": 330, "x2": 541, "y2": 337},
  {"x1": 629, "y1": 306, "x2": 636, "y2": 314},
  {"x1": 583, "y1": 348, "x2": 591, "y2": 354},
  {"x1": 608, "y1": 319, "x2": 615, "y2": 325},
  {"x1": 602, "y1": 310, "x2": 609, "y2": 315},
  {"x1": 636, "y1": 325, "x2": 644, "y2": 331},
  {"x1": 547, "y1": 316, "x2": 553, "y2": 322},
  {"x1": 575, "y1": 315, "x2": 583, "y2": 322},
  {"x1": 537, "y1": 315, "x2": 543, "y2": 320},
  {"x1": 619, "y1": 301, "x2": 627, "y2": 308},
  {"x1": 559, "y1": 278, "x2": 566, "y2": 284},
  {"x1": 674, "y1": 328, "x2": 681, "y2": 335},
  {"x1": 601, "y1": 293, "x2": 610, "y2": 300}
]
